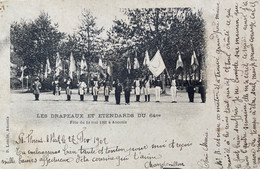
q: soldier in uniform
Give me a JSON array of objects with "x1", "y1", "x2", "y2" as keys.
[
  {"x1": 91, "y1": 77, "x2": 100, "y2": 101},
  {"x1": 103, "y1": 80, "x2": 111, "y2": 102},
  {"x1": 32, "y1": 77, "x2": 41, "y2": 101},
  {"x1": 154, "y1": 77, "x2": 162, "y2": 102},
  {"x1": 143, "y1": 76, "x2": 151, "y2": 102},
  {"x1": 123, "y1": 77, "x2": 132, "y2": 105},
  {"x1": 134, "y1": 77, "x2": 141, "y2": 102},
  {"x1": 78, "y1": 79, "x2": 87, "y2": 101},
  {"x1": 186, "y1": 75, "x2": 196, "y2": 102},
  {"x1": 170, "y1": 78, "x2": 177, "y2": 103},
  {"x1": 66, "y1": 78, "x2": 73, "y2": 101},
  {"x1": 52, "y1": 77, "x2": 61, "y2": 100},
  {"x1": 113, "y1": 79, "x2": 122, "y2": 105},
  {"x1": 198, "y1": 80, "x2": 206, "y2": 103}
]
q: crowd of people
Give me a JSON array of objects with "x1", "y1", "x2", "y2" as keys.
[{"x1": 32, "y1": 75, "x2": 206, "y2": 104}]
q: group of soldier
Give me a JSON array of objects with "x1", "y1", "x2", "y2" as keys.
[{"x1": 32, "y1": 75, "x2": 206, "y2": 104}]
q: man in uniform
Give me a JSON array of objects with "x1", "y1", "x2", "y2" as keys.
[
  {"x1": 78, "y1": 79, "x2": 87, "y2": 101},
  {"x1": 113, "y1": 79, "x2": 122, "y2": 105},
  {"x1": 32, "y1": 77, "x2": 41, "y2": 101},
  {"x1": 103, "y1": 80, "x2": 111, "y2": 102},
  {"x1": 52, "y1": 77, "x2": 61, "y2": 101},
  {"x1": 91, "y1": 77, "x2": 100, "y2": 101},
  {"x1": 124, "y1": 77, "x2": 132, "y2": 105},
  {"x1": 143, "y1": 76, "x2": 151, "y2": 102},
  {"x1": 66, "y1": 78, "x2": 73, "y2": 101},
  {"x1": 154, "y1": 77, "x2": 162, "y2": 102},
  {"x1": 134, "y1": 77, "x2": 141, "y2": 102},
  {"x1": 186, "y1": 75, "x2": 196, "y2": 102}
]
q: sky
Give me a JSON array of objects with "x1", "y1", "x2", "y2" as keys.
[{"x1": 6, "y1": 0, "x2": 128, "y2": 37}]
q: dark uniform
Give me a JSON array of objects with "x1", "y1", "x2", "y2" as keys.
[
  {"x1": 113, "y1": 80, "x2": 122, "y2": 105},
  {"x1": 124, "y1": 78, "x2": 132, "y2": 105},
  {"x1": 198, "y1": 81, "x2": 206, "y2": 103},
  {"x1": 186, "y1": 79, "x2": 196, "y2": 102}
]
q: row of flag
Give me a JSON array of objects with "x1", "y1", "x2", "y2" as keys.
[
  {"x1": 126, "y1": 50, "x2": 199, "y2": 77},
  {"x1": 20, "y1": 50, "x2": 198, "y2": 80}
]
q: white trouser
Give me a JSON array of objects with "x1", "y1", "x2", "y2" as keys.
[
  {"x1": 144, "y1": 87, "x2": 150, "y2": 95},
  {"x1": 155, "y1": 86, "x2": 161, "y2": 101},
  {"x1": 93, "y1": 87, "x2": 98, "y2": 95},
  {"x1": 171, "y1": 86, "x2": 177, "y2": 102},
  {"x1": 135, "y1": 87, "x2": 140, "y2": 95}
]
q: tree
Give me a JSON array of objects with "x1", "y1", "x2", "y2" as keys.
[
  {"x1": 77, "y1": 9, "x2": 104, "y2": 91},
  {"x1": 10, "y1": 11, "x2": 65, "y2": 80},
  {"x1": 106, "y1": 8, "x2": 206, "y2": 83}
]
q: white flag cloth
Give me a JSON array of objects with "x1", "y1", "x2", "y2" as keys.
[
  {"x1": 80, "y1": 55, "x2": 87, "y2": 75},
  {"x1": 69, "y1": 52, "x2": 76, "y2": 79},
  {"x1": 148, "y1": 50, "x2": 166, "y2": 77},
  {"x1": 127, "y1": 57, "x2": 131, "y2": 74},
  {"x1": 98, "y1": 58, "x2": 103, "y2": 68},
  {"x1": 55, "y1": 52, "x2": 62, "y2": 76},
  {"x1": 107, "y1": 62, "x2": 112, "y2": 76},
  {"x1": 191, "y1": 51, "x2": 199, "y2": 71},
  {"x1": 20, "y1": 66, "x2": 26, "y2": 81},
  {"x1": 176, "y1": 52, "x2": 183, "y2": 70},
  {"x1": 133, "y1": 58, "x2": 140, "y2": 69},
  {"x1": 143, "y1": 50, "x2": 150, "y2": 66}
]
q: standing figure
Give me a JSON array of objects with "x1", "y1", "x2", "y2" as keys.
[
  {"x1": 154, "y1": 77, "x2": 162, "y2": 102},
  {"x1": 104, "y1": 80, "x2": 111, "y2": 102},
  {"x1": 143, "y1": 76, "x2": 151, "y2": 102},
  {"x1": 32, "y1": 77, "x2": 41, "y2": 101},
  {"x1": 124, "y1": 77, "x2": 132, "y2": 105},
  {"x1": 66, "y1": 78, "x2": 73, "y2": 101},
  {"x1": 78, "y1": 79, "x2": 87, "y2": 101},
  {"x1": 186, "y1": 76, "x2": 196, "y2": 102},
  {"x1": 198, "y1": 80, "x2": 206, "y2": 103},
  {"x1": 134, "y1": 78, "x2": 141, "y2": 102},
  {"x1": 52, "y1": 77, "x2": 61, "y2": 100},
  {"x1": 170, "y1": 79, "x2": 177, "y2": 103},
  {"x1": 91, "y1": 77, "x2": 100, "y2": 101},
  {"x1": 113, "y1": 79, "x2": 122, "y2": 105}
]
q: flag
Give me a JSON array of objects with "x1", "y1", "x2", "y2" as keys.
[
  {"x1": 127, "y1": 57, "x2": 131, "y2": 74},
  {"x1": 143, "y1": 50, "x2": 150, "y2": 66},
  {"x1": 191, "y1": 51, "x2": 199, "y2": 71},
  {"x1": 133, "y1": 58, "x2": 140, "y2": 69},
  {"x1": 148, "y1": 50, "x2": 166, "y2": 77},
  {"x1": 20, "y1": 66, "x2": 27, "y2": 81},
  {"x1": 98, "y1": 58, "x2": 103, "y2": 68},
  {"x1": 44, "y1": 58, "x2": 51, "y2": 79},
  {"x1": 107, "y1": 61, "x2": 112, "y2": 76},
  {"x1": 80, "y1": 55, "x2": 87, "y2": 75},
  {"x1": 69, "y1": 52, "x2": 76, "y2": 79},
  {"x1": 176, "y1": 52, "x2": 183, "y2": 70},
  {"x1": 55, "y1": 52, "x2": 62, "y2": 76}
]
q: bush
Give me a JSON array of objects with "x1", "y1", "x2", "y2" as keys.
[{"x1": 10, "y1": 78, "x2": 22, "y2": 89}]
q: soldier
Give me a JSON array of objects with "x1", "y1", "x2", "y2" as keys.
[
  {"x1": 124, "y1": 77, "x2": 132, "y2": 105},
  {"x1": 198, "y1": 80, "x2": 206, "y2": 103},
  {"x1": 32, "y1": 77, "x2": 41, "y2": 101},
  {"x1": 91, "y1": 77, "x2": 100, "y2": 101},
  {"x1": 78, "y1": 79, "x2": 87, "y2": 101},
  {"x1": 170, "y1": 78, "x2": 177, "y2": 103},
  {"x1": 113, "y1": 79, "x2": 122, "y2": 105},
  {"x1": 154, "y1": 77, "x2": 162, "y2": 102},
  {"x1": 66, "y1": 78, "x2": 73, "y2": 101},
  {"x1": 133, "y1": 77, "x2": 141, "y2": 102},
  {"x1": 104, "y1": 80, "x2": 111, "y2": 102},
  {"x1": 52, "y1": 77, "x2": 61, "y2": 100},
  {"x1": 143, "y1": 76, "x2": 151, "y2": 102},
  {"x1": 186, "y1": 75, "x2": 196, "y2": 103}
]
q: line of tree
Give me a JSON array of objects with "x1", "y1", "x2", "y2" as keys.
[{"x1": 11, "y1": 8, "x2": 206, "y2": 89}]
